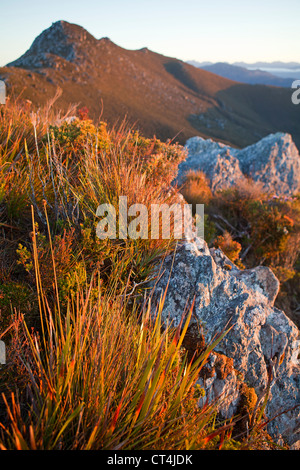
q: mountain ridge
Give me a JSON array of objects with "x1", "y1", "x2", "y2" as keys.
[
  {"x1": 7, "y1": 21, "x2": 119, "y2": 69},
  {"x1": 1, "y1": 20, "x2": 299, "y2": 149}
]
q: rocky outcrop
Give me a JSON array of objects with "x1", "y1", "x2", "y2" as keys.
[
  {"x1": 150, "y1": 237, "x2": 300, "y2": 446},
  {"x1": 176, "y1": 133, "x2": 300, "y2": 196},
  {"x1": 7, "y1": 21, "x2": 98, "y2": 69}
]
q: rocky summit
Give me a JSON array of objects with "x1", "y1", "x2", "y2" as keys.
[
  {"x1": 176, "y1": 132, "x2": 300, "y2": 196},
  {"x1": 150, "y1": 236, "x2": 300, "y2": 447},
  {"x1": 7, "y1": 20, "x2": 99, "y2": 69}
]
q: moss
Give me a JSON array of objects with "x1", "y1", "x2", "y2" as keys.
[
  {"x1": 196, "y1": 352, "x2": 235, "y2": 382},
  {"x1": 214, "y1": 353, "x2": 234, "y2": 380},
  {"x1": 239, "y1": 382, "x2": 257, "y2": 416},
  {"x1": 232, "y1": 382, "x2": 258, "y2": 441},
  {"x1": 193, "y1": 383, "x2": 205, "y2": 399},
  {"x1": 183, "y1": 323, "x2": 206, "y2": 363}
]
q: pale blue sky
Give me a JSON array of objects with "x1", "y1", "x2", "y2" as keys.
[{"x1": 0, "y1": 0, "x2": 299, "y2": 67}]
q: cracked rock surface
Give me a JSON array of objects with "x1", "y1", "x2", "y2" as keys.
[
  {"x1": 176, "y1": 133, "x2": 300, "y2": 196},
  {"x1": 151, "y1": 238, "x2": 300, "y2": 446}
]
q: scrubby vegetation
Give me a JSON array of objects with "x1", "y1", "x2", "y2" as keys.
[
  {"x1": 181, "y1": 170, "x2": 300, "y2": 327},
  {"x1": 0, "y1": 98, "x2": 287, "y2": 450}
]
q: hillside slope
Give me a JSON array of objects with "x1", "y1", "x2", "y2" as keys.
[{"x1": 0, "y1": 20, "x2": 299, "y2": 148}]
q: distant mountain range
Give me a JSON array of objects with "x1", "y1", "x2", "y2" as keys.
[
  {"x1": 190, "y1": 61, "x2": 300, "y2": 69},
  {"x1": 0, "y1": 21, "x2": 299, "y2": 149},
  {"x1": 233, "y1": 61, "x2": 300, "y2": 70},
  {"x1": 187, "y1": 61, "x2": 297, "y2": 87}
]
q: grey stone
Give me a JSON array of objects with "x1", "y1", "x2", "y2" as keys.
[
  {"x1": 176, "y1": 133, "x2": 300, "y2": 196},
  {"x1": 150, "y1": 237, "x2": 300, "y2": 446}
]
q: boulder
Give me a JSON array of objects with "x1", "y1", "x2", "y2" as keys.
[
  {"x1": 176, "y1": 137, "x2": 246, "y2": 191},
  {"x1": 150, "y1": 237, "x2": 300, "y2": 446},
  {"x1": 176, "y1": 133, "x2": 300, "y2": 196}
]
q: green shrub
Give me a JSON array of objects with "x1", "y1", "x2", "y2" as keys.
[{"x1": 0, "y1": 281, "x2": 32, "y2": 331}]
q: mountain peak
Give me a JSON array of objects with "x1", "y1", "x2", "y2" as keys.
[
  {"x1": 7, "y1": 20, "x2": 98, "y2": 68},
  {"x1": 48, "y1": 20, "x2": 96, "y2": 44}
]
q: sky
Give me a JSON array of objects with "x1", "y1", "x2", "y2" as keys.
[{"x1": 0, "y1": 0, "x2": 299, "y2": 67}]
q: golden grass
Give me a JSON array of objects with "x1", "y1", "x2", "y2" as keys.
[{"x1": 0, "y1": 99, "x2": 282, "y2": 450}]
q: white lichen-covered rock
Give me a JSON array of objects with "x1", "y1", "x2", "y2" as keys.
[
  {"x1": 150, "y1": 238, "x2": 300, "y2": 446},
  {"x1": 176, "y1": 133, "x2": 300, "y2": 196},
  {"x1": 176, "y1": 137, "x2": 246, "y2": 191}
]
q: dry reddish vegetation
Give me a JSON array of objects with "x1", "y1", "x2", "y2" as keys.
[
  {"x1": 0, "y1": 99, "x2": 288, "y2": 450},
  {"x1": 181, "y1": 170, "x2": 300, "y2": 327}
]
